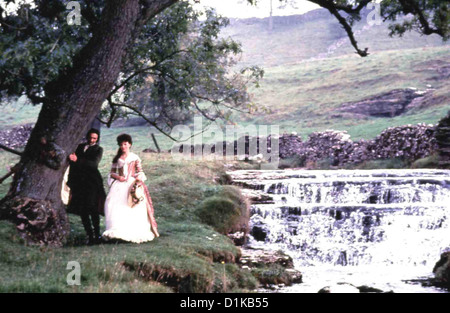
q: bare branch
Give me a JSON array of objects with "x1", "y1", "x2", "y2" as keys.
[
  {"x1": 309, "y1": 0, "x2": 369, "y2": 57},
  {"x1": 0, "y1": 144, "x2": 23, "y2": 156},
  {"x1": 0, "y1": 171, "x2": 14, "y2": 184},
  {"x1": 110, "y1": 49, "x2": 189, "y2": 98},
  {"x1": 108, "y1": 100, "x2": 179, "y2": 141},
  {"x1": 333, "y1": 0, "x2": 373, "y2": 14}
]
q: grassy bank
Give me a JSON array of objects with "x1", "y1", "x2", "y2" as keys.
[{"x1": 0, "y1": 150, "x2": 262, "y2": 293}]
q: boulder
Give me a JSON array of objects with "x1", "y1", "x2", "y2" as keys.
[
  {"x1": 238, "y1": 247, "x2": 302, "y2": 288},
  {"x1": 338, "y1": 88, "x2": 428, "y2": 118},
  {"x1": 432, "y1": 251, "x2": 450, "y2": 289}
]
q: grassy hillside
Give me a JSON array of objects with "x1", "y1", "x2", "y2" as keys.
[
  {"x1": 219, "y1": 9, "x2": 449, "y2": 141},
  {"x1": 222, "y1": 9, "x2": 447, "y2": 68},
  {"x1": 237, "y1": 46, "x2": 450, "y2": 140}
]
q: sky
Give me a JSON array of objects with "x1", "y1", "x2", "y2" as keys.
[
  {"x1": 1, "y1": 1, "x2": 321, "y2": 18},
  {"x1": 192, "y1": 0, "x2": 321, "y2": 19}
]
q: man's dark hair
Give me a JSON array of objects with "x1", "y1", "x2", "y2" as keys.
[{"x1": 86, "y1": 128, "x2": 101, "y2": 143}]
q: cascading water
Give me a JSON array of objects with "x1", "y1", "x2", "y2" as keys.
[{"x1": 230, "y1": 169, "x2": 450, "y2": 293}]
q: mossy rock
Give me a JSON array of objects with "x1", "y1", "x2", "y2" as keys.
[
  {"x1": 196, "y1": 197, "x2": 241, "y2": 235},
  {"x1": 196, "y1": 186, "x2": 250, "y2": 236},
  {"x1": 411, "y1": 153, "x2": 440, "y2": 169},
  {"x1": 433, "y1": 251, "x2": 450, "y2": 289}
]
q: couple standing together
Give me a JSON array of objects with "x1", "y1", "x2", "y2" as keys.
[{"x1": 67, "y1": 129, "x2": 159, "y2": 245}]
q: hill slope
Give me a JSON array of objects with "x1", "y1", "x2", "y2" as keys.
[
  {"x1": 222, "y1": 9, "x2": 447, "y2": 67},
  {"x1": 220, "y1": 9, "x2": 450, "y2": 140}
]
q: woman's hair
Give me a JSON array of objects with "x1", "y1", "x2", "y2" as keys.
[{"x1": 112, "y1": 134, "x2": 133, "y2": 163}]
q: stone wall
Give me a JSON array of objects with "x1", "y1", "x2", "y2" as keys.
[
  {"x1": 276, "y1": 123, "x2": 437, "y2": 167},
  {"x1": 0, "y1": 122, "x2": 439, "y2": 169}
]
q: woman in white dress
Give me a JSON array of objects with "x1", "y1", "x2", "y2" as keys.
[{"x1": 102, "y1": 134, "x2": 159, "y2": 243}]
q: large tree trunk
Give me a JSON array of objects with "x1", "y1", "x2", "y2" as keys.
[{"x1": 0, "y1": 0, "x2": 177, "y2": 246}]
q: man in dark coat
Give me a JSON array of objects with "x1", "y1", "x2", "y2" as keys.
[{"x1": 67, "y1": 128, "x2": 106, "y2": 245}]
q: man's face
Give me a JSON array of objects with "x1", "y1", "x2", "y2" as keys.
[{"x1": 89, "y1": 133, "x2": 99, "y2": 145}]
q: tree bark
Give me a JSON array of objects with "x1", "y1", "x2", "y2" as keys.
[{"x1": 0, "y1": 0, "x2": 177, "y2": 246}]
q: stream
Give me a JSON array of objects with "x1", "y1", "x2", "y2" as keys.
[{"x1": 230, "y1": 169, "x2": 450, "y2": 293}]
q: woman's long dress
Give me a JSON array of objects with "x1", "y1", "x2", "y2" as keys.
[{"x1": 102, "y1": 152, "x2": 158, "y2": 243}]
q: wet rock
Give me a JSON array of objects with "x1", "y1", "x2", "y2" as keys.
[
  {"x1": 239, "y1": 247, "x2": 294, "y2": 268},
  {"x1": 318, "y1": 282, "x2": 389, "y2": 293},
  {"x1": 318, "y1": 283, "x2": 391, "y2": 293},
  {"x1": 432, "y1": 251, "x2": 450, "y2": 289},
  {"x1": 250, "y1": 224, "x2": 268, "y2": 242},
  {"x1": 239, "y1": 247, "x2": 302, "y2": 288},
  {"x1": 318, "y1": 283, "x2": 360, "y2": 293},
  {"x1": 227, "y1": 231, "x2": 247, "y2": 246}
]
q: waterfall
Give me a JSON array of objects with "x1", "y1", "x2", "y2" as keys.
[{"x1": 231, "y1": 169, "x2": 450, "y2": 292}]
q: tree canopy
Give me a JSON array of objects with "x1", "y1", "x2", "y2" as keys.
[
  {"x1": 0, "y1": 1, "x2": 263, "y2": 138},
  {"x1": 100, "y1": 2, "x2": 264, "y2": 137}
]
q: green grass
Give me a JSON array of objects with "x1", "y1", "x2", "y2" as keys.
[
  {"x1": 0, "y1": 149, "x2": 261, "y2": 293},
  {"x1": 0, "y1": 96, "x2": 41, "y2": 130},
  {"x1": 0, "y1": 112, "x2": 261, "y2": 292}
]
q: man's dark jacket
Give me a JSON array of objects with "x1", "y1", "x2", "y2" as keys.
[{"x1": 67, "y1": 143, "x2": 106, "y2": 215}]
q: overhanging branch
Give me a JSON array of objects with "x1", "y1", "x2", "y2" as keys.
[
  {"x1": 310, "y1": 0, "x2": 370, "y2": 57},
  {"x1": 0, "y1": 144, "x2": 23, "y2": 156}
]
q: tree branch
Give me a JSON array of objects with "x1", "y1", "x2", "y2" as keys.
[
  {"x1": 136, "y1": 0, "x2": 179, "y2": 36},
  {"x1": 0, "y1": 144, "x2": 23, "y2": 156},
  {"x1": 108, "y1": 99, "x2": 179, "y2": 141},
  {"x1": 310, "y1": 0, "x2": 369, "y2": 57},
  {"x1": 398, "y1": 0, "x2": 444, "y2": 37},
  {"x1": 333, "y1": 0, "x2": 373, "y2": 14},
  {"x1": 110, "y1": 49, "x2": 189, "y2": 99}
]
